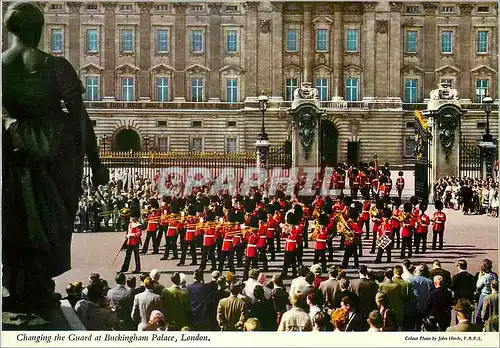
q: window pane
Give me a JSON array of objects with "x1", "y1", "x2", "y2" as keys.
[
  {"x1": 315, "y1": 78, "x2": 328, "y2": 101},
  {"x1": 86, "y1": 29, "x2": 98, "y2": 52},
  {"x1": 226, "y1": 79, "x2": 238, "y2": 103},
  {"x1": 285, "y1": 78, "x2": 298, "y2": 101},
  {"x1": 122, "y1": 29, "x2": 134, "y2": 52},
  {"x1": 316, "y1": 29, "x2": 328, "y2": 51},
  {"x1": 156, "y1": 29, "x2": 168, "y2": 52},
  {"x1": 476, "y1": 79, "x2": 488, "y2": 102},
  {"x1": 477, "y1": 31, "x2": 488, "y2": 53},
  {"x1": 156, "y1": 77, "x2": 169, "y2": 102},
  {"x1": 404, "y1": 79, "x2": 418, "y2": 103},
  {"x1": 226, "y1": 138, "x2": 237, "y2": 153},
  {"x1": 51, "y1": 29, "x2": 63, "y2": 52},
  {"x1": 191, "y1": 78, "x2": 204, "y2": 102},
  {"x1": 85, "y1": 77, "x2": 99, "y2": 101},
  {"x1": 441, "y1": 31, "x2": 452, "y2": 53},
  {"x1": 405, "y1": 137, "x2": 416, "y2": 157},
  {"x1": 191, "y1": 30, "x2": 203, "y2": 52},
  {"x1": 346, "y1": 30, "x2": 357, "y2": 52},
  {"x1": 158, "y1": 138, "x2": 168, "y2": 152},
  {"x1": 345, "y1": 78, "x2": 359, "y2": 101},
  {"x1": 226, "y1": 30, "x2": 238, "y2": 53},
  {"x1": 192, "y1": 138, "x2": 202, "y2": 152},
  {"x1": 286, "y1": 30, "x2": 297, "y2": 51},
  {"x1": 406, "y1": 31, "x2": 417, "y2": 53},
  {"x1": 122, "y1": 78, "x2": 134, "y2": 101}
]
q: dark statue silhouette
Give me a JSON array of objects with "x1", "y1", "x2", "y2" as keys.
[{"x1": 2, "y1": 2, "x2": 108, "y2": 316}]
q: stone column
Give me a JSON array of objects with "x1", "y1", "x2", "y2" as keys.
[
  {"x1": 208, "y1": 3, "x2": 222, "y2": 102},
  {"x1": 67, "y1": 2, "x2": 82, "y2": 72},
  {"x1": 422, "y1": 3, "x2": 438, "y2": 98},
  {"x1": 173, "y1": 4, "x2": 187, "y2": 102},
  {"x1": 302, "y1": 3, "x2": 313, "y2": 83},
  {"x1": 362, "y1": 3, "x2": 376, "y2": 99},
  {"x1": 244, "y1": 2, "x2": 259, "y2": 99},
  {"x1": 458, "y1": 4, "x2": 474, "y2": 101},
  {"x1": 103, "y1": 2, "x2": 116, "y2": 99},
  {"x1": 332, "y1": 4, "x2": 344, "y2": 100},
  {"x1": 271, "y1": 2, "x2": 284, "y2": 100},
  {"x1": 389, "y1": 2, "x2": 402, "y2": 98},
  {"x1": 138, "y1": 3, "x2": 153, "y2": 101},
  {"x1": 375, "y1": 20, "x2": 389, "y2": 97}
]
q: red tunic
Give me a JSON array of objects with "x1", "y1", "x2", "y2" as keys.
[
  {"x1": 377, "y1": 220, "x2": 393, "y2": 238},
  {"x1": 221, "y1": 230, "x2": 234, "y2": 251},
  {"x1": 257, "y1": 224, "x2": 267, "y2": 248},
  {"x1": 246, "y1": 233, "x2": 259, "y2": 258},
  {"x1": 345, "y1": 221, "x2": 363, "y2": 246},
  {"x1": 203, "y1": 226, "x2": 217, "y2": 247},
  {"x1": 432, "y1": 211, "x2": 446, "y2": 232},
  {"x1": 400, "y1": 217, "x2": 415, "y2": 238},
  {"x1": 166, "y1": 221, "x2": 181, "y2": 237},
  {"x1": 314, "y1": 227, "x2": 328, "y2": 250},
  {"x1": 127, "y1": 222, "x2": 143, "y2": 246},
  {"x1": 147, "y1": 210, "x2": 160, "y2": 232},
  {"x1": 185, "y1": 226, "x2": 196, "y2": 242},
  {"x1": 372, "y1": 210, "x2": 381, "y2": 232},
  {"x1": 360, "y1": 201, "x2": 371, "y2": 222},
  {"x1": 396, "y1": 177, "x2": 405, "y2": 191},
  {"x1": 379, "y1": 184, "x2": 389, "y2": 197},
  {"x1": 416, "y1": 214, "x2": 430, "y2": 234},
  {"x1": 284, "y1": 227, "x2": 298, "y2": 252},
  {"x1": 391, "y1": 208, "x2": 401, "y2": 229},
  {"x1": 371, "y1": 178, "x2": 380, "y2": 193}
]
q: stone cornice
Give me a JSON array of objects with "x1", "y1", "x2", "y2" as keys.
[
  {"x1": 244, "y1": 2, "x2": 259, "y2": 12},
  {"x1": 423, "y1": 3, "x2": 438, "y2": 16},
  {"x1": 458, "y1": 3, "x2": 474, "y2": 16},
  {"x1": 138, "y1": 2, "x2": 153, "y2": 14}
]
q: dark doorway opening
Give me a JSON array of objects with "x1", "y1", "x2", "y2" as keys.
[
  {"x1": 113, "y1": 128, "x2": 141, "y2": 151},
  {"x1": 320, "y1": 120, "x2": 339, "y2": 167}
]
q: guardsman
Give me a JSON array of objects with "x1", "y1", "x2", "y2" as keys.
[
  {"x1": 243, "y1": 225, "x2": 259, "y2": 281},
  {"x1": 360, "y1": 167, "x2": 371, "y2": 199},
  {"x1": 432, "y1": 200, "x2": 446, "y2": 250},
  {"x1": 370, "y1": 200, "x2": 384, "y2": 254},
  {"x1": 218, "y1": 225, "x2": 235, "y2": 273},
  {"x1": 379, "y1": 176, "x2": 389, "y2": 200},
  {"x1": 391, "y1": 198, "x2": 402, "y2": 249},
  {"x1": 142, "y1": 199, "x2": 160, "y2": 254},
  {"x1": 120, "y1": 204, "x2": 131, "y2": 231},
  {"x1": 256, "y1": 212, "x2": 269, "y2": 271},
  {"x1": 324, "y1": 205, "x2": 335, "y2": 262},
  {"x1": 293, "y1": 204, "x2": 304, "y2": 268},
  {"x1": 360, "y1": 195, "x2": 371, "y2": 239},
  {"x1": 313, "y1": 213, "x2": 330, "y2": 273},
  {"x1": 266, "y1": 207, "x2": 277, "y2": 261},
  {"x1": 386, "y1": 170, "x2": 393, "y2": 196},
  {"x1": 313, "y1": 195, "x2": 324, "y2": 210},
  {"x1": 400, "y1": 203, "x2": 415, "y2": 259},
  {"x1": 396, "y1": 171, "x2": 405, "y2": 200},
  {"x1": 410, "y1": 196, "x2": 421, "y2": 220},
  {"x1": 371, "y1": 173, "x2": 380, "y2": 201},
  {"x1": 374, "y1": 208, "x2": 393, "y2": 263},
  {"x1": 274, "y1": 209, "x2": 283, "y2": 253},
  {"x1": 156, "y1": 200, "x2": 169, "y2": 249},
  {"x1": 349, "y1": 167, "x2": 360, "y2": 200},
  {"x1": 341, "y1": 208, "x2": 364, "y2": 269},
  {"x1": 415, "y1": 202, "x2": 430, "y2": 254},
  {"x1": 280, "y1": 210, "x2": 298, "y2": 278},
  {"x1": 177, "y1": 216, "x2": 198, "y2": 266},
  {"x1": 200, "y1": 223, "x2": 217, "y2": 271},
  {"x1": 118, "y1": 207, "x2": 142, "y2": 274},
  {"x1": 160, "y1": 217, "x2": 181, "y2": 260},
  {"x1": 302, "y1": 204, "x2": 311, "y2": 249},
  {"x1": 338, "y1": 196, "x2": 352, "y2": 249}
]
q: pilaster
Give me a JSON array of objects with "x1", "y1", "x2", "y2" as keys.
[
  {"x1": 332, "y1": 4, "x2": 344, "y2": 99},
  {"x1": 362, "y1": 3, "x2": 376, "y2": 98},
  {"x1": 458, "y1": 3, "x2": 474, "y2": 100},
  {"x1": 271, "y1": 2, "x2": 284, "y2": 99},
  {"x1": 244, "y1": 2, "x2": 259, "y2": 99},
  {"x1": 302, "y1": 3, "x2": 313, "y2": 83},
  {"x1": 422, "y1": 3, "x2": 438, "y2": 98},
  {"x1": 208, "y1": 3, "x2": 222, "y2": 101},
  {"x1": 103, "y1": 2, "x2": 116, "y2": 99},
  {"x1": 173, "y1": 4, "x2": 187, "y2": 101},
  {"x1": 138, "y1": 2, "x2": 153, "y2": 100},
  {"x1": 389, "y1": 2, "x2": 402, "y2": 98},
  {"x1": 67, "y1": 2, "x2": 82, "y2": 72}
]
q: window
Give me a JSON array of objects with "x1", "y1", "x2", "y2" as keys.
[
  {"x1": 50, "y1": 29, "x2": 63, "y2": 53},
  {"x1": 86, "y1": 4, "x2": 98, "y2": 10},
  {"x1": 477, "y1": 122, "x2": 487, "y2": 129},
  {"x1": 477, "y1": 6, "x2": 490, "y2": 13},
  {"x1": 191, "y1": 30, "x2": 204, "y2": 53},
  {"x1": 225, "y1": 5, "x2": 238, "y2": 12},
  {"x1": 191, "y1": 138, "x2": 203, "y2": 152},
  {"x1": 405, "y1": 30, "x2": 417, "y2": 53},
  {"x1": 440, "y1": 78, "x2": 453, "y2": 87},
  {"x1": 157, "y1": 121, "x2": 167, "y2": 127},
  {"x1": 156, "y1": 78, "x2": 169, "y2": 102},
  {"x1": 121, "y1": 4, "x2": 133, "y2": 11},
  {"x1": 191, "y1": 5, "x2": 204, "y2": 12},
  {"x1": 156, "y1": 29, "x2": 169, "y2": 53},
  {"x1": 476, "y1": 79, "x2": 488, "y2": 102},
  {"x1": 346, "y1": 29, "x2": 358, "y2": 52},
  {"x1": 440, "y1": 6, "x2": 455, "y2": 13},
  {"x1": 121, "y1": 29, "x2": 134, "y2": 52},
  {"x1": 158, "y1": 138, "x2": 168, "y2": 152},
  {"x1": 345, "y1": 78, "x2": 359, "y2": 101},
  {"x1": 404, "y1": 137, "x2": 416, "y2": 158},
  {"x1": 226, "y1": 79, "x2": 238, "y2": 103},
  {"x1": 227, "y1": 121, "x2": 237, "y2": 127},
  {"x1": 477, "y1": 31, "x2": 488, "y2": 54},
  {"x1": 441, "y1": 31, "x2": 453, "y2": 54},
  {"x1": 192, "y1": 121, "x2": 202, "y2": 127},
  {"x1": 155, "y1": 5, "x2": 169, "y2": 11},
  {"x1": 50, "y1": 4, "x2": 63, "y2": 10},
  {"x1": 405, "y1": 6, "x2": 420, "y2": 13},
  {"x1": 315, "y1": 29, "x2": 328, "y2": 52},
  {"x1": 406, "y1": 122, "x2": 414, "y2": 129},
  {"x1": 285, "y1": 78, "x2": 298, "y2": 101},
  {"x1": 85, "y1": 77, "x2": 99, "y2": 101},
  {"x1": 226, "y1": 29, "x2": 238, "y2": 53},
  {"x1": 121, "y1": 77, "x2": 135, "y2": 101},
  {"x1": 191, "y1": 78, "x2": 204, "y2": 102},
  {"x1": 86, "y1": 29, "x2": 98, "y2": 53},
  {"x1": 286, "y1": 30, "x2": 298, "y2": 52},
  {"x1": 226, "y1": 138, "x2": 237, "y2": 154},
  {"x1": 315, "y1": 78, "x2": 329, "y2": 101},
  {"x1": 404, "y1": 79, "x2": 418, "y2": 103}
]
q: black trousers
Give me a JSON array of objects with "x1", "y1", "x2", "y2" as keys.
[
  {"x1": 281, "y1": 251, "x2": 297, "y2": 278},
  {"x1": 215, "y1": 239, "x2": 223, "y2": 260},
  {"x1": 243, "y1": 257, "x2": 258, "y2": 280},
  {"x1": 358, "y1": 238, "x2": 363, "y2": 257},
  {"x1": 200, "y1": 245, "x2": 216, "y2": 270},
  {"x1": 351, "y1": 187, "x2": 359, "y2": 200},
  {"x1": 397, "y1": 189, "x2": 403, "y2": 200},
  {"x1": 258, "y1": 248, "x2": 268, "y2": 271},
  {"x1": 313, "y1": 249, "x2": 327, "y2": 272},
  {"x1": 179, "y1": 241, "x2": 197, "y2": 265},
  {"x1": 392, "y1": 228, "x2": 401, "y2": 249},
  {"x1": 267, "y1": 238, "x2": 276, "y2": 260},
  {"x1": 375, "y1": 245, "x2": 392, "y2": 263},
  {"x1": 432, "y1": 231, "x2": 444, "y2": 249},
  {"x1": 414, "y1": 233, "x2": 427, "y2": 253},
  {"x1": 163, "y1": 235, "x2": 179, "y2": 259},
  {"x1": 370, "y1": 231, "x2": 378, "y2": 253},
  {"x1": 327, "y1": 238, "x2": 334, "y2": 261},
  {"x1": 400, "y1": 236, "x2": 412, "y2": 258},
  {"x1": 361, "y1": 220, "x2": 370, "y2": 239},
  {"x1": 120, "y1": 244, "x2": 141, "y2": 272},
  {"x1": 296, "y1": 241, "x2": 303, "y2": 267},
  {"x1": 234, "y1": 244, "x2": 245, "y2": 267},
  {"x1": 342, "y1": 244, "x2": 359, "y2": 268},
  {"x1": 275, "y1": 234, "x2": 281, "y2": 253},
  {"x1": 218, "y1": 250, "x2": 235, "y2": 273},
  {"x1": 339, "y1": 235, "x2": 345, "y2": 250},
  {"x1": 142, "y1": 230, "x2": 159, "y2": 254}
]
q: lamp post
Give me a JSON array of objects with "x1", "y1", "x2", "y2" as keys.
[
  {"x1": 479, "y1": 95, "x2": 495, "y2": 178},
  {"x1": 102, "y1": 134, "x2": 107, "y2": 153},
  {"x1": 144, "y1": 134, "x2": 149, "y2": 152},
  {"x1": 256, "y1": 92, "x2": 270, "y2": 170}
]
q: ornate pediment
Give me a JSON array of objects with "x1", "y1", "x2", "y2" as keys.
[
  {"x1": 312, "y1": 15, "x2": 333, "y2": 27},
  {"x1": 80, "y1": 63, "x2": 104, "y2": 74},
  {"x1": 150, "y1": 64, "x2": 175, "y2": 75},
  {"x1": 471, "y1": 65, "x2": 496, "y2": 76},
  {"x1": 283, "y1": 64, "x2": 301, "y2": 73},
  {"x1": 313, "y1": 64, "x2": 333, "y2": 74},
  {"x1": 185, "y1": 64, "x2": 210, "y2": 74},
  {"x1": 115, "y1": 63, "x2": 139, "y2": 74},
  {"x1": 219, "y1": 65, "x2": 244, "y2": 76},
  {"x1": 401, "y1": 65, "x2": 424, "y2": 75},
  {"x1": 343, "y1": 64, "x2": 363, "y2": 76},
  {"x1": 435, "y1": 65, "x2": 460, "y2": 76}
]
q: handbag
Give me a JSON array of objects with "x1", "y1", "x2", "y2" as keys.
[{"x1": 3, "y1": 108, "x2": 63, "y2": 162}]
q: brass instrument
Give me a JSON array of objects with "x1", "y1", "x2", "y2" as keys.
[
  {"x1": 336, "y1": 214, "x2": 356, "y2": 243},
  {"x1": 309, "y1": 220, "x2": 320, "y2": 241},
  {"x1": 369, "y1": 206, "x2": 378, "y2": 218}
]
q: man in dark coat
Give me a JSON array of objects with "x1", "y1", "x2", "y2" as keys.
[
  {"x1": 349, "y1": 265, "x2": 378, "y2": 322},
  {"x1": 451, "y1": 259, "x2": 476, "y2": 304},
  {"x1": 187, "y1": 269, "x2": 211, "y2": 330},
  {"x1": 429, "y1": 260, "x2": 452, "y2": 289},
  {"x1": 426, "y1": 275, "x2": 453, "y2": 331}
]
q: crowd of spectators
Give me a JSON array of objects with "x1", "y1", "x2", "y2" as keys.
[
  {"x1": 433, "y1": 177, "x2": 498, "y2": 217},
  {"x1": 64, "y1": 258, "x2": 498, "y2": 333}
]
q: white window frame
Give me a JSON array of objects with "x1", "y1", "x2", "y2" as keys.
[
  {"x1": 226, "y1": 137, "x2": 237, "y2": 154},
  {"x1": 315, "y1": 29, "x2": 328, "y2": 52},
  {"x1": 121, "y1": 77, "x2": 135, "y2": 101},
  {"x1": 346, "y1": 29, "x2": 358, "y2": 53},
  {"x1": 50, "y1": 28, "x2": 64, "y2": 53},
  {"x1": 226, "y1": 78, "x2": 238, "y2": 103},
  {"x1": 158, "y1": 137, "x2": 169, "y2": 152},
  {"x1": 441, "y1": 30, "x2": 453, "y2": 54},
  {"x1": 345, "y1": 78, "x2": 359, "y2": 101},
  {"x1": 285, "y1": 78, "x2": 298, "y2": 102},
  {"x1": 405, "y1": 30, "x2": 418, "y2": 54},
  {"x1": 155, "y1": 28, "x2": 169, "y2": 54},
  {"x1": 404, "y1": 79, "x2": 418, "y2": 103},
  {"x1": 285, "y1": 29, "x2": 298, "y2": 52},
  {"x1": 475, "y1": 79, "x2": 489, "y2": 103},
  {"x1": 191, "y1": 77, "x2": 205, "y2": 102},
  {"x1": 86, "y1": 28, "x2": 99, "y2": 53},
  {"x1": 156, "y1": 77, "x2": 169, "y2": 102},
  {"x1": 225, "y1": 29, "x2": 239, "y2": 54},
  {"x1": 476, "y1": 30, "x2": 488, "y2": 54},
  {"x1": 85, "y1": 76, "x2": 100, "y2": 101},
  {"x1": 191, "y1": 29, "x2": 204, "y2": 53},
  {"x1": 191, "y1": 137, "x2": 203, "y2": 153},
  {"x1": 120, "y1": 28, "x2": 135, "y2": 53},
  {"x1": 315, "y1": 78, "x2": 329, "y2": 101}
]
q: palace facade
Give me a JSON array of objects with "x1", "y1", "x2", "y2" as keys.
[{"x1": 2, "y1": 0, "x2": 499, "y2": 166}]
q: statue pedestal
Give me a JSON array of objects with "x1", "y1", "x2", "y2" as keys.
[{"x1": 255, "y1": 139, "x2": 270, "y2": 169}]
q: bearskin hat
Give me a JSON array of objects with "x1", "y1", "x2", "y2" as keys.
[
  {"x1": 353, "y1": 201, "x2": 363, "y2": 214},
  {"x1": 149, "y1": 198, "x2": 159, "y2": 209},
  {"x1": 130, "y1": 206, "x2": 141, "y2": 219},
  {"x1": 188, "y1": 204, "x2": 197, "y2": 216},
  {"x1": 382, "y1": 208, "x2": 392, "y2": 219},
  {"x1": 285, "y1": 209, "x2": 298, "y2": 225},
  {"x1": 206, "y1": 210, "x2": 216, "y2": 222},
  {"x1": 266, "y1": 204, "x2": 275, "y2": 215},
  {"x1": 369, "y1": 161, "x2": 375, "y2": 168},
  {"x1": 293, "y1": 204, "x2": 303, "y2": 221},
  {"x1": 351, "y1": 168, "x2": 359, "y2": 176},
  {"x1": 343, "y1": 195, "x2": 353, "y2": 207},
  {"x1": 398, "y1": 171, "x2": 403, "y2": 177},
  {"x1": 392, "y1": 197, "x2": 401, "y2": 208},
  {"x1": 318, "y1": 213, "x2": 330, "y2": 226},
  {"x1": 349, "y1": 207, "x2": 360, "y2": 220},
  {"x1": 379, "y1": 175, "x2": 387, "y2": 184},
  {"x1": 403, "y1": 202, "x2": 412, "y2": 213},
  {"x1": 419, "y1": 202, "x2": 428, "y2": 213},
  {"x1": 258, "y1": 210, "x2": 267, "y2": 223},
  {"x1": 410, "y1": 196, "x2": 419, "y2": 206},
  {"x1": 249, "y1": 215, "x2": 259, "y2": 228},
  {"x1": 323, "y1": 204, "x2": 333, "y2": 215},
  {"x1": 375, "y1": 199, "x2": 384, "y2": 210},
  {"x1": 435, "y1": 200, "x2": 444, "y2": 210},
  {"x1": 228, "y1": 210, "x2": 236, "y2": 223}
]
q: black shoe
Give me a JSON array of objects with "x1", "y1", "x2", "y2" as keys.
[
  {"x1": 177, "y1": 262, "x2": 184, "y2": 266},
  {"x1": 152, "y1": 251, "x2": 159, "y2": 255},
  {"x1": 189, "y1": 262, "x2": 198, "y2": 266},
  {"x1": 132, "y1": 270, "x2": 140, "y2": 273},
  {"x1": 160, "y1": 257, "x2": 168, "y2": 260},
  {"x1": 374, "y1": 260, "x2": 381, "y2": 264},
  {"x1": 369, "y1": 250, "x2": 375, "y2": 254}
]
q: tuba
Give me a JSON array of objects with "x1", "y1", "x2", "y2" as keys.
[
  {"x1": 309, "y1": 219, "x2": 320, "y2": 241},
  {"x1": 336, "y1": 214, "x2": 355, "y2": 244}
]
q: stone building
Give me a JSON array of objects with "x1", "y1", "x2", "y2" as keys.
[{"x1": 2, "y1": 0, "x2": 499, "y2": 167}]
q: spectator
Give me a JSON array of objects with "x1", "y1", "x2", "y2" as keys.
[
  {"x1": 310, "y1": 264, "x2": 328, "y2": 289},
  {"x1": 107, "y1": 272, "x2": 133, "y2": 330},
  {"x1": 476, "y1": 259, "x2": 498, "y2": 325},
  {"x1": 131, "y1": 273, "x2": 149, "y2": 299},
  {"x1": 187, "y1": 269, "x2": 211, "y2": 330},
  {"x1": 367, "y1": 310, "x2": 383, "y2": 332},
  {"x1": 75, "y1": 282, "x2": 119, "y2": 330},
  {"x1": 378, "y1": 269, "x2": 402, "y2": 328},
  {"x1": 426, "y1": 275, "x2": 453, "y2": 331},
  {"x1": 393, "y1": 265, "x2": 417, "y2": 331},
  {"x1": 141, "y1": 310, "x2": 165, "y2": 331},
  {"x1": 249, "y1": 285, "x2": 277, "y2": 331},
  {"x1": 319, "y1": 266, "x2": 341, "y2": 311},
  {"x1": 126, "y1": 276, "x2": 136, "y2": 292},
  {"x1": 243, "y1": 318, "x2": 262, "y2": 331},
  {"x1": 162, "y1": 272, "x2": 191, "y2": 329},
  {"x1": 278, "y1": 292, "x2": 312, "y2": 331},
  {"x1": 451, "y1": 259, "x2": 476, "y2": 304},
  {"x1": 132, "y1": 277, "x2": 163, "y2": 330},
  {"x1": 401, "y1": 259, "x2": 414, "y2": 282},
  {"x1": 270, "y1": 275, "x2": 289, "y2": 325},
  {"x1": 429, "y1": 260, "x2": 452, "y2": 288},
  {"x1": 407, "y1": 264, "x2": 434, "y2": 323},
  {"x1": 313, "y1": 311, "x2": 329, "y2": 331},
  {"x1": 244, "y1": 269, "x2": 271, "y2": 303},
  {"x1": 290, "y1": 266, "x2": 314, "y2": 298},
  {"x1": 376, "y1": 292, "x2": 398, "y2": 332},
  {"x1": 446, "y1": 299, "x2": 482, "y2": 332},
  {"x1": 483, "y1": 315, "x2": 498, "y2": 332},
  {"x1": 421, "y1": 315, "x2": 440, "y2": 332},
  {"x1": 330, "y1": 308, "x2": 349, "y2": 332},
  {"x1": 179, "y1": 273, "x2": 188, "y2": 291},
  {"x1": 217, "y1": 280, "x2": 247, "y2": 331},
  {"x1": 341, "y1": 295, "x2": 365, "y2": 332},
  {"x1": 481, "y1": 279, "x2": 498, "y2": 324},
  {"x1": 150, "y1": 269, "x2": 164, "y2": 295},
  {"x1": 333, "y1": 278, "x2": 358, "y2": 310},
  {"x1": 306, "y1": 291, "x2": 322, "y2": 325},
  {"x1": 349, "y1": 265, "x2": 378, "y2": 323}
]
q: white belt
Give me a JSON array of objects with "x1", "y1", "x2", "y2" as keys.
[
  {"x1": 362, "y1": 211, "x2": 369, "y2": 213},
  {"x1": 316, "y1": 239, "x2": 326, "y2": 242},
  {"x1": 435, "y1": 221, "x2": 443, "y2": 223},
  {"x1": 403, "y1": 224, "x2": 411, "y2": 227},
  {"x1": 268, "y1": 228, "x2": 275, "y2": 230},
  {"x1": 247, "y1": 244, "x2": 257, "y2": 247},
  {"x1": 168, "y1": 226, "x2": 177, "y2": 230},
  {"x1": 187, "y1": 229, "x2": 195, "y2": 233},
  {"x1": 259, "y1": 236, "x2": 266, "y2": 239},
  {"x1": 286, "y1": 239, "x2": 297, "y2": 243},
  {"x1": 223, "y1": 239, "x2": 233, "y2": 242},
  {"x1": 204, "y1": 235, "x2": 215, "y2": 238}
]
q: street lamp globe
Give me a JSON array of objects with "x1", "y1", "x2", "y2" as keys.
[
  {"x1": 258, "y1": 94, "x2": 268, "y2": 112},
  {"x1": 483, "y1": 95, "x2": 493, "y2": 112}
]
